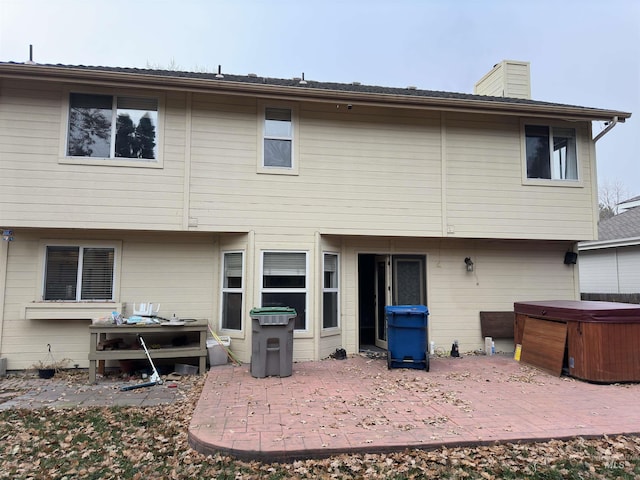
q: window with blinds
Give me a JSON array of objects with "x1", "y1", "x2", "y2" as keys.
[
  {"x1": 44, "y1": 246, "x2": 115, "y2": 301},
  {"x1": 323, "y1": 253, "x2": 339, "y2": 329},
  {"x1": 261, "y1": 251, "x2": 307, "y2": 329},
  {"x1": 221, "y1": 252, "x2": 243, "y2": 330}
]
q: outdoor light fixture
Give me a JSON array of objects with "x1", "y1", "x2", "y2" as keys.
[{"x1": 464, "y1": 257, "x2": 474, "y2": 272}]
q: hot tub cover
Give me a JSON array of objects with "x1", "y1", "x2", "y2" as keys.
[{"x1": 514, "y1": 300, "x2": 640, "y2": 323}]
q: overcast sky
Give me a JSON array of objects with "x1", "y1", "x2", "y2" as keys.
[{"x1": 1, "y1": 0, "x2": 639, "y2": 198}]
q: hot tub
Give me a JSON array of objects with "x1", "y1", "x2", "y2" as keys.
[{"x1": 514, "y1": 300, "x2": 640, "y2": 383}]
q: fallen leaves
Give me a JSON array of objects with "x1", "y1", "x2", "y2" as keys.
[
  {"x1": 2, "y1": 396, "x2": 639, "y2": 479},
  {"x1": 1, "y1": 371, "x2": 640, "y2": 478}
]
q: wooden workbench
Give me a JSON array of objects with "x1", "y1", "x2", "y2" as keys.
[{"x1": 88, "y1": 321, "x2": 208, "y2": 383}]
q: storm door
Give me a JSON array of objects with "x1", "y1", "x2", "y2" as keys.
[
  {"x1": 374, "y1": 256, "x2": 391, "y2": 349},
  {"x1": 373, "y1": 255, "x2": 426, "y2": 349},
  {"x1": 393, "y1": 256, "x2": 426, "y2": 305}
]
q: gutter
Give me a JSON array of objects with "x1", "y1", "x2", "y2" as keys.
[
  {"x1": 593, "y1": 116, "x2": 621, "y2": 142},
  {"x1": 578, "y1": 235, "x2": 640, "y2": 251}
]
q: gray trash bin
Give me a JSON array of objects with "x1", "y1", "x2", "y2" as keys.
[{"x1": 250, "y1": 307, "x2": 296, "y2": 378}]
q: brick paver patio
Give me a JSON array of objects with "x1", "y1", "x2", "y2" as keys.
[{"x1": 188, "y1": 354, "x2": 640, "y2": 460}]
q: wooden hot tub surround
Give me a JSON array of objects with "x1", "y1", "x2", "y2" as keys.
[{"x1": 514, "y1": 300, "x2": 640, "y2": 383}]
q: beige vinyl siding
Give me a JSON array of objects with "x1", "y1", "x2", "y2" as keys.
[
  {"x1": 474, "y1": 67, "x2": 505, "y2": 97},
  {"x1": 189, "y1": 100, "x2": 443, "y2": 237},
  {"x1": 0, "y1": 229, "x2": 219, "y2": 370},
  {"x1": 0, "y1": 81, "x2": 187, "y2": 230},
  {"x1": 301, "y1": 105, "x2": 442, "y2": 236},
  {"x1": 474, "y1": 60, "x2": 531, "y2": 99},
  {"x1": 425, "y1": 239, "x2": 577, "y2": 352},
  {"x1": 0, "y1": 228, "x2": 328, "y2": 368},
  {"x1": 188, "y1": 92, "x2": 258, "y2": 234},
  {"x1": 1, "y1": 227, "x2": 580, "y2": 368},
  {"x1": 340, "y1": 236, "x2": 577, "y2": 355},
  {"x1": 2, "y1": 80, "x2": 599, "y2": 241},
  {"x1": 502, "y1": 61, "x2": 531, "y2": 99},
  {"x1": 444, "y1": 113, "x2": 595, "y2": 240},
  {"x1": 0, "y1": 75, "x2": 608, "y2": 370},
  {"x1": 119, "y1": 233, "x2": 216, "y2": 316}
]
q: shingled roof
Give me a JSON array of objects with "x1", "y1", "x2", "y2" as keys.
[
  {"x1": 1, "y1": 62, "x2": 569, "y2": 106},
  {"x1": 0, "y1": 62, "x2": 632, "y2": 121},
  {"x1": 598, "y1": 206, "x2": 640, "y2": 241}
]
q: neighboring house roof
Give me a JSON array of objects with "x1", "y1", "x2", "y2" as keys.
[
  {"x1": 618, "y1": 195, "x2": 640, "y2": 213},
  {"x1": 598, "y1": 206, "x2": 640, "y2": 241},
  {"x1": 0, "y1": 62, "x2": 632, "y2": 122},
  {"x1": 580, "y1": 206, "x2": 640, "y2": 250},
  {"x1": 621, "y1": 195, "x2": 640, "y2": 204}
]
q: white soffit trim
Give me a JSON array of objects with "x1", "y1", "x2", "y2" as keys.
[{"x1": 579, "y1": 236, "x2": 640, "y2": 251}]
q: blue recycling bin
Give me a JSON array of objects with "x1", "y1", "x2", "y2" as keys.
[{"x1": 385, "y1": 305, "x2": 429, "y2": 371}]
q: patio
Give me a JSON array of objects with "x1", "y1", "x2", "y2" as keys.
[{"x1": 188, "y1": 353, "x2": 640, "y2": 461}]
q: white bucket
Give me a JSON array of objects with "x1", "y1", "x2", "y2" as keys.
[
  {"x1": 207, "y1": 336, "x2": 231, "y2": 366},
  {"x1": 485, "y1": 336, "x2": 493, "y2": 356}
]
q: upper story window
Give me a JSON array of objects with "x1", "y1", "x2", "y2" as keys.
[
  {"x1": 525, "y1": 125, "x2": 578, "y2": 181},
  {"x1": 263, "y1": 107, "x2": 293, "y2": 168},
  {"x1": 67, "y1": 93, "x2": 158, "y2": 160},
  {"x1": 44, "y1": 245, "x2": 115, "y2": 301},
  {"x1": 262, "y1": 107, "x2": 295, "y2": 171}
]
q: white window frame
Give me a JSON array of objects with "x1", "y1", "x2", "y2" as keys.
[
  {"x1": 257, "y1": 101, "x2": 299, "y2": 175},
  {"x1": 521, "y1": 121, "x2": 583, "y2": 187},
  {"x1": 38, "y1": 240, "x2": 121, "y2": 302},
  {"x1": 219, "y1": 251, "x2": 244, "y2": 332},
  {"x1": 322, "y1": 252, "x2": 340, "y2": 331},
  {"x1": 260, "y1": 250, "x2": 308, "y2": 331},
  {"x1": 59, "y1": 88, "x2": 164, "y2": 169}
]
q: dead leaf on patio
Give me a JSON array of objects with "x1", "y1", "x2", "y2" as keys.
[{"x1": 2, "y1": 371, "x2": 640, "y2": 479}]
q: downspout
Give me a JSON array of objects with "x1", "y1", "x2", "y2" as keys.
[
  {"x1": 593, "y1": 116, "x2": 619, "y2": 143},
  {"x1": 183, "y1": 92, "x2": 194, "y2": 229},
  {"x1": 0, "y1": 235, "x2": 9, "y2": 359},
  {"x1": 591, "y1": 116, "x2": 620, "y2": 236},
  {"x1": 314, "y1": 231, "x2": 321, "y2": 361}
]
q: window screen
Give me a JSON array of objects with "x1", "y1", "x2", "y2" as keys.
[
  {"x1": 222, "y1": 252, "x2": 243, "y2": 330},
  {"x1": 44, "y1": 246, "x2": 114, "y2": 301},
  {"x1": 323, "y1": 253, "x2": 339, "y2": 329},
  {"x1": 264, "y1": 107, "x2": 293, "y2": 168},
  {"x1": 261, "y1": 252, "x2": 307, "y2": 329}
]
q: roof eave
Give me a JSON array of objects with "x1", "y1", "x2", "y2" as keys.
[
  {"x1": 0, "y1": 63, "x2": 632, "y2": 121},
  {"x1": 578, "y1": 236, "x2": 640, "y2": 250}
]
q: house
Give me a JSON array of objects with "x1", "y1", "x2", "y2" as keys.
[
  {"x1": 579, "y1": 199, "x2": 640, "y2": 301},
  {"x1": 0, "y1": 59, "x2": 631, "y2": 371},
  {"x1": 618, "y1": 195, "x2": 640, "y2": 213}
]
